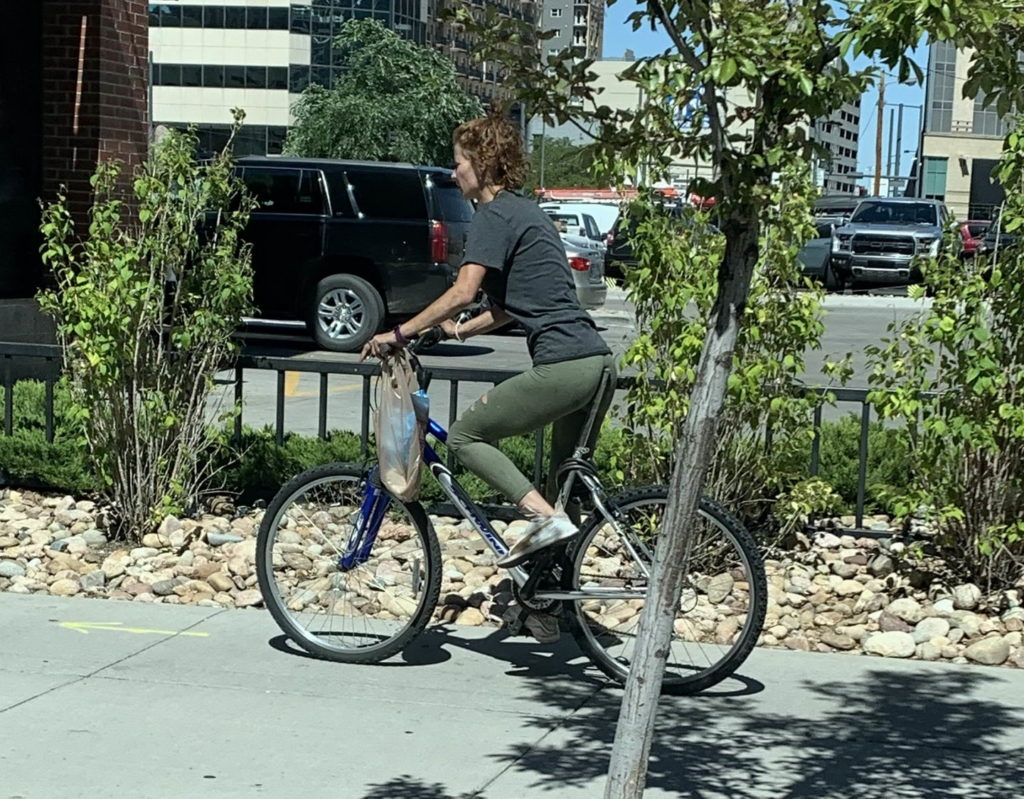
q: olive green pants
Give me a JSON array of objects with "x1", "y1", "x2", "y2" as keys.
[{"x1": 448, "y1": 353, "x2": 616, "y2": 504}]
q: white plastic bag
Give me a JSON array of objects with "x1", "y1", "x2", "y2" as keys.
[{"x1": 374, "y1": 351, "x2": 427, "y2": 501}]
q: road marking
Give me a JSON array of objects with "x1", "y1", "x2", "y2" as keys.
[
  {"x1": 284, "y1": 372, "x2": 363, "y2": 398},
  {"x1": 57, "y1": 621, "x2": 209, "y2": 637}
]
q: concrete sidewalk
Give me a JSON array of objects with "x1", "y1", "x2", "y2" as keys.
[{"x1": 1, "y1": 593, "x2": 1022, "y2": 799}]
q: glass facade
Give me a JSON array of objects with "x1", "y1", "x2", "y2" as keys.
[
  {"x1": 156, "y1": 122, "x2": 289, "y2": 156},
  {"x1": 927, "y1": 42, "x2": 956, "y2": 133},
  {"x1": 149, "y1": 5, "x2": 291, "y2": 30},
  {"x1": 155, "y1": 64, "x2": 290, "y2": 90}
]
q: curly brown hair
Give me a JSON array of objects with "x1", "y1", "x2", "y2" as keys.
[{"x1": 453, "y1": 110, "x2": 527, "y2": 191}]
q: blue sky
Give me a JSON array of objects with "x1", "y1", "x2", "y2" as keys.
[{"x1": 601, "y1": 4, "x2": 928, "y2": 191}]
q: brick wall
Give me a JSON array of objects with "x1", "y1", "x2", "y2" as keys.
[{"x1": 41, "y1": 0, "x2": 148, "y2": 220}]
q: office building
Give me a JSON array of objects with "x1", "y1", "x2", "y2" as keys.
[
  {"x1": 918, "y1": 42, "x2": 1010, "y2": 218},
  {"x1": 149, "y1": 1, "x2": 537, "y2": 155}
]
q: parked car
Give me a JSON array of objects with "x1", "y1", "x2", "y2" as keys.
[
  {"x1": 233, "y1": 157, "x2": 474, "y2": 352},
  {"x1": 564, "y1": 245, "x2": 607, "y2": 310},
  {"x1": 831, "y1": 198, "x2": 953, "y2": 286},
  {"x1": 539, "y1": 201, "x2": 620, "y2": 237},
  {"x1": 975, "y1": 223, "x2": 1020, "y2": 259},
  {"x1": 797, "y1": 219, "x2": 844, "y2": 290},
  {"x1": 958, "y1": 220, "x2": 991, "y2": 258}
]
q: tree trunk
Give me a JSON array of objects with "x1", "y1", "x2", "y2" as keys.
[{"x1": 604, "y1": 221, "x2": 758, "y2": 798}]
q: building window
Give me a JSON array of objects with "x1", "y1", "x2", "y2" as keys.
[
  {"x1": 550, "y1": 7, "x2": 562, "y2": 16},
  {"x1": 154, "y1": 63, "x2": 292, "y2": 91},
  {"x1": 973, "y1": 89, "x2": 1011, "y2": 138},
  {"x1": 927, "y1": 42, "x2": 956, "y2": 133},
  {"x1": 149, "y1": 5, "x2": 291, "y2": 30},
  {"x1": 923, "y1": 156, "x2": 948, "y2": 200}
]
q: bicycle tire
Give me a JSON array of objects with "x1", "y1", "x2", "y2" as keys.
[
  {"x1": 256, "y1": 462, "x2": 442, "y2": 663},
  {"x1": 564, "y1": 487, "x2": 767, "y2": 695}
]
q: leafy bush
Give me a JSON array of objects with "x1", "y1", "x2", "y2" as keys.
[
  {"x1": 813, "y1": 414, "x2": 913, "y2": 513},
  {"x1": 863, "y1": 126, "x2": 1024, "y2": 589},
  {"x1": 37, "y1": 113, "x2": 254, "y2": 538},
  {"x1": 0, "y1": 380, "x2": 98, "y2": 493}
]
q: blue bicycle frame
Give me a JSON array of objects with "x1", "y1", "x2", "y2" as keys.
[{"x1": 339, "y1": 417, "x2": 511, "y2": 571}]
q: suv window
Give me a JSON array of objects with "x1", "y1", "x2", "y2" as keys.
[
  {"x1": 242, "y1": 168, "x2": 325, "y2": 214},
  {"x1": 428, "y1": 173, "x2": 474, "y2": 222},
  {"x1": 346, "y1": 169, "x2": 426, "y2": 220},
  {"x1": 850, "y1": 201, "x2": 939, "y2": 225}
]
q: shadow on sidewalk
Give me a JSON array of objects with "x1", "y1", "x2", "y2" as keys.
[{"x1": 356, "y1": 646, "x2": 1024, "y2": 798}]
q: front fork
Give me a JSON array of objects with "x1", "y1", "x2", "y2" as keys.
[{"x1": 339, "y1": 468, "x2": 391, "y2": 571}]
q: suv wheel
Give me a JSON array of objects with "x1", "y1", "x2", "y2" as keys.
[{"x1": 311, "y1": 274, "x2": 384, "y2": 352}]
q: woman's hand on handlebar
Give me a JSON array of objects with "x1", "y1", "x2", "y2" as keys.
[
  {"x1": 358, "y1": 330, "x2": 403, "y2": 362},
  {"x1": 439, "y1": 319, "x2": 459, "y2": 341}
]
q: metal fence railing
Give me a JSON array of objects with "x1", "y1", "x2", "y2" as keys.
[{"x1": 2, "y1": 340, "x2": 893, "y2": 530}]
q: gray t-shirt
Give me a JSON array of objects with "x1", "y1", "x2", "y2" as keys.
[{"x1": 461, "y1": 192, "x2": 610, "y2": 366}]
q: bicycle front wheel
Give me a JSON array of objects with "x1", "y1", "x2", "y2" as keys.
[
  {"x1": 565, "y1": 487, "x2": 766, "y2": 695},
  {"x1": 256, "y1": 463, "x2": 441, "y2": 663}
]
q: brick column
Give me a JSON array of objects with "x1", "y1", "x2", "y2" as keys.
[{"x1": 41, "y1": 0, "x2": 148, "y2": 220}]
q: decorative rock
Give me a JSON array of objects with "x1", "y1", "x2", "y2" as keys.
[
  {"x1": 820, "y1": 631, "x2": 857, "y2": 651},
  {"x1": 141, "y1": 533, "x2": 170, "y2": 549},
  {"x1": 784, "y1": 635, "x2": 811, "y2": 651},
  {"x1": 814, "y1": 532, "x2": 842, "y2": 549},
  {"x1": 233, "y1": 589, "x2": 263, "y2": 608},
  {"x1": 206, "y1": 532, "x2": 243, "y2": 547},
  {"x1": 867, "y1": 553, "x2": 895, "y2": 577},
  {"x1": 913, "y1": 617, "x2": 950, "y2": 643},
  {"x1": 158, "y1": 515, "x2": 182, "y2": 538},
  {"x1": 707, "y1": 572, "x2": 734, "y2": 604},
  {"x1": 835, "y1": 579, "x2": 865, "y2": 597},
  {"x1": 887, "y1": 597, "x2": 924, "y2": 624},
  {"x1": 80, "y1": 570, "x2": 107, "y2": 590},
  {"x1": 917, "y1": 642, "x2": 942, "y2": 661},
  {"x1": 0, "y1": 560, "x2": 26, "y2": 579},
  {"x1": 206, "y1": 573, "x2": 235, "y2": 593},
  {"x1": 964, "y1": 637, "x2": 1010, "y2": 666},
  {"x1": 831, "y1": 562, "x2": 860, "y2": 579},
  {"x1": 81, "y1": 530, "x2": 107, "y2": 547},
  {"x1": 0, "y1": 535, "x2": 18, "y2": 549},
  {"x1": 457, "y1": 607, "x2": 486, "y2": 626},
  {"x1": 933, "y1": 597, "x2": 955, "y2": 615},
  {"x1": 878, "y1": 612, "x2": 913, "y2": 633},
  {"x1": 863, "y1": 631, "x2": 915, "y2": 658},
  {"x1": 953, "y1": 583, "x2": 982, "y2": 610},
  {"x1": 150, "y1": 579, "x2": 180, "y2": 597},
  {"x1": 49, "y1": 578, "x2": 80, "y2": 596}
]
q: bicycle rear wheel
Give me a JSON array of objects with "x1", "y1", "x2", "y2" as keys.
[
  {"x1": 256, "y1": 463, "x2": 441, "y2": 663},
  {"x1": 564, "y1": 487, "x2": 766, "y2": 694}
]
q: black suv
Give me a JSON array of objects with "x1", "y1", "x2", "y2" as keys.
[{"x1": 235, "y1": 157, "x2": 473, "y2": 351}]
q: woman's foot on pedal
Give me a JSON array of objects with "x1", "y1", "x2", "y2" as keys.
[{"x1": 496, "y1": 514, "x2": 579, "y2": 569}]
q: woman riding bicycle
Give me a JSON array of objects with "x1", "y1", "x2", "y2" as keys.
[{"x1": 360, "y1": 110, "x2": 616, "y2": 570}]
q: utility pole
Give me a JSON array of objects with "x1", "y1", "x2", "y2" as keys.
[
  {"x1": 886, "y1": 107, "x2": 895, "y2": 196},
  {"x1": 873, "y1": 71, "x2": 885, "y2": 196},
  {"x1": 895, "y1": 103, "x2": 904, "y2": 193}
]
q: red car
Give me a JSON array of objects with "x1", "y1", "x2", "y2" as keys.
[{"x1": 960, "y1": 220, "x2": 992, "y2": 258}]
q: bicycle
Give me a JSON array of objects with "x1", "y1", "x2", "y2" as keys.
[{"x1": 255, "y1": 330, "x2": 767, "y2": 694}]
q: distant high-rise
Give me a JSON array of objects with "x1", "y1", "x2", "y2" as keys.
[{"x1": 539, "y1": 0, "x2": 603, "y2": 60}]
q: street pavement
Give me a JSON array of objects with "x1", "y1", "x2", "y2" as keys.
[{"x1": 2, "y1": 592, "x2": 1022, "y2": 799}]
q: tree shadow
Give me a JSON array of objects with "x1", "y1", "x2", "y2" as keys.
[
  {"x1": 491, "y1": 663, "x2": 1024, "y2": 798},
  {"x1": 360, "y1": 652, "x2": 1024, "y2": 798}
]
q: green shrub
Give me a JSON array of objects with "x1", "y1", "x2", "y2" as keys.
[{"x1": 814, "y1": 414, "x2": 913, "y2": 513}]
